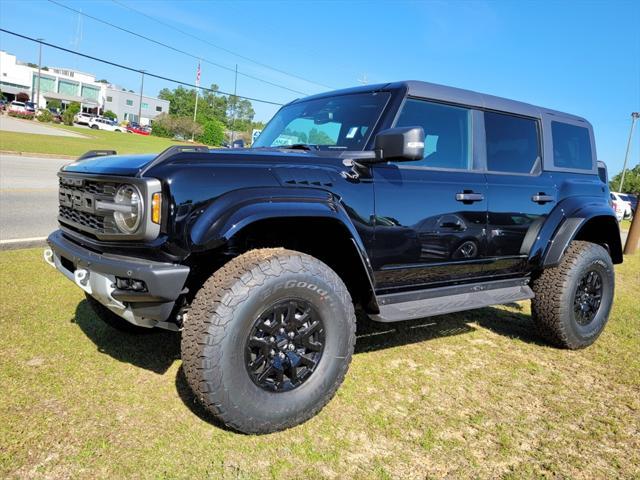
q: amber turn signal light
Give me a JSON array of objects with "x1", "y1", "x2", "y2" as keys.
[{"x1": 151, "y1": 192, "x2": 161, "y2": 224}]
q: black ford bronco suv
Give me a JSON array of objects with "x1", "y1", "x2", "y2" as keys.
[{"x1": 45, "y1": 81, "x2": 622, "y2": 434}]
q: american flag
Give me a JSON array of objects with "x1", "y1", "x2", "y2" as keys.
[{"x1": 196, "y1": 62, "x2": 201, "y2": 87}]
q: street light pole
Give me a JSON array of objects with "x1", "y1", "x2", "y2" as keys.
[
  {"x1": 619, "y1": 112, "x2": 639, "y2": 192},
  {"x1": 36, "y1": 38, "x2": 43, "y2": 110},
  {"x1": 137, "y1": 70, "x2": 145, "y2": 125},
  {"x1": 231, "y1": 64, "x2": 238, "y2": 144}
]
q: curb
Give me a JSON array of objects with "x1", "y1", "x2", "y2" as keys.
[
  {"x1": 0, "y1": 150, "x2": 77, "y2": 160},
  {"x1": 0, "y1": 237, "x2": 48, "y2": 251}
]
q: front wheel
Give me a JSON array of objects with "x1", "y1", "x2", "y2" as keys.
[
  {"x1": 181, "y1": 248, "x2": 356, "y2": 434},
  {"x1": 531, "y1": 241, "x2": 615, "y2": 349},
  {"x1": 90, "y1": 125, "x2": 99, "y2": 129}
]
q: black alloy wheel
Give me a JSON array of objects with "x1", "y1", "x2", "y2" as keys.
[
  {"x1": 245, "y1": 299, "x2": 325, "y2": 392},
  {"x1": 573, "y1": 270, "x2": 603, "y2": 326}
]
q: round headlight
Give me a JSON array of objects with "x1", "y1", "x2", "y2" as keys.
[{"x1": 113, "y1": 184, "x2": 143, "y2": 233}]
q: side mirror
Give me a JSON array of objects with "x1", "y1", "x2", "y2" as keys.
[
  {"x1": 374, "y1": 126, "x2": 424, "y2": 162},
  {"x1": 232, "y1": 139, "x2": 245, "y2": 148}
]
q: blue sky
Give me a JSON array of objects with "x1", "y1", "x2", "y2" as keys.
[{"x1": 1, "y1": 0, "x2": 638, "y2": 174}]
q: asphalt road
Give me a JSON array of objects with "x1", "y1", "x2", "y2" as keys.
[
  {"x1": 0, "y1": 153, "x2": 632, "y2": 250},
  {"x1": 0, "y1": 154, "x2": 71, "y2": 244},
  {"x1": 0, "y1": 115, "x2": 86, "y2": 137}
]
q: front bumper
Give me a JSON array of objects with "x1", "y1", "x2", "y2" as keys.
[{"x1": 45, "y1": 230, "x2": 190, "y2": 329}]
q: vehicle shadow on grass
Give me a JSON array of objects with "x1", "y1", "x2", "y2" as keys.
[
  {"x1": 73, "y1": 299, "x2": 545, "y2": 429},
  {"x1": 72, "y1": 299, "x2": 180, "y2": 375},
  {"x1": 354, "y1": 304, "x2": 545, "y2": 353}
]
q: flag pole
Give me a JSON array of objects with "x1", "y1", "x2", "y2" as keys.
[{"x1": 192, "y1": 61, "x2": 201, "y2": 141}]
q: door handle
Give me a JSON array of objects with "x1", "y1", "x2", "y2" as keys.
[
  {"x1": 531, "y1": 193, "x2": 554, "y2": 204},
  {"x1": 455, "y1": 192, "x2": 484, "y2": 203}
]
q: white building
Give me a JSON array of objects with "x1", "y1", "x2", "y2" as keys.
[{"x1": 0, "y1": 50, "x2": 169, "y2": 124}]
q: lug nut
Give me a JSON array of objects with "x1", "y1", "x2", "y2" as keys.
[
  {"x1": 269, "y1": 336, "x2": 275, "y2": 343},
  {"x1": 288, "y1": 344, "x2": 295, "y2": 351},
  {"x1": 288, "y1": 331, "x2": 295, "y2": 339},
  {"x1": 269, "y1": 349, "x2": 276, "y2": 357},
  {"x1": 278, "y1": 352, "x2": 286, "y2": 359},
  {"x1": 279, "y1": 327, "x2": 285, "y2": 334}
]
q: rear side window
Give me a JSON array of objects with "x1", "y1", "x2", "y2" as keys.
[
  {"x1": 394, "y1": 99, "x2": 471, "y2": 169},
  {"x1": 552, "y1": 121, "x2": 593, "y2": 170},
  {"x1": 484, "y1": 111, "x2": 540, "y2": 174}
]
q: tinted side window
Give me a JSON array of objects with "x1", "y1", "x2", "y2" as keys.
[
  {"x1": 395, "y1": 99, "x2": 471, "y2": 169},
  {"x1": 485, "y1": 112, "x2": 540, "y2": 174},
  {"x1": 552, "y1": 121, "x2": 593, "y2": 170}
]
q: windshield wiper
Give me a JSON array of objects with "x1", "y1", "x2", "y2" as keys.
[{"x1": 278, "y1": 144, "x2": 320, "y2": 151}]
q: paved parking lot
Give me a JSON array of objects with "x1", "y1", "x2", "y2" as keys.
[{"x1": 0, "y1": 114, "x2": 86, "y2": 138}]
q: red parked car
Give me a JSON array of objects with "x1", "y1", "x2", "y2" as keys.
[{"x1": 126, "y1": 123, "x2": 151, "y2": 136}]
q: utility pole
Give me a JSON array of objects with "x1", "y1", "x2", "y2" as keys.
[
  {"x1": 231, "y1": 64, "x2": 238, "y2": 144},
  {"x1": 192, "y1": 61, "x2": 200, "y2": 141},
  {"x1": 619, "y1": 112, "x2": 639, "y2": 192},
  {"x1": 36, "y1": 39, "x2": 43, "y2": 110},
  {"x1": 137, "y1": 70, "x2": 145, "y2": 125}
]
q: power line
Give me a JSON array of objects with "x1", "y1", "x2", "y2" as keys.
[
  {"x1": 111, "y1": 0, "x2": 334, "y2": 91},
  {"x1": 46, "y1": 0, "x2": 310, "y2": 96},
  {"x1": 0, "y1": 28, "x2": 284, "y2": 106}
]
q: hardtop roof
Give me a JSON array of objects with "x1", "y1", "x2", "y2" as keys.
[{"x1": 292, "y1": 80, "x2": 588, "y2": 124}]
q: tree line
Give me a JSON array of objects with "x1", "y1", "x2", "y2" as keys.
[{"x1": 153, "y1": 84, "x2": 265, "y2": 146}]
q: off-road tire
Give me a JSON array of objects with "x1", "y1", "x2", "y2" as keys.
[
  {"x1": 181, "y1": 248, "x2": 356, "y2": 434},
  {"x1": 531, "y1": 241, "x2": 614, "y2": 349},
  {"x1": 85, "y1": 293, "x2": 153, "y2": 334}
]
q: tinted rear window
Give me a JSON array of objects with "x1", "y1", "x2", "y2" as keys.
[
  {"x1": 552, "y1": 121, "x2": 593, "y2": 170},
  {"x1": 485, "y1": 112, "x2": 540, "y2": 174}
]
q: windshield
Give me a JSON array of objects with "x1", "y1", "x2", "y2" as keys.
[{"x1": 253, "y1": 92, "x2": 390, "y2": 151}]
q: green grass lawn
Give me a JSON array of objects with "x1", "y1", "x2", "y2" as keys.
[
  {"x1": 620, "y1": 219, "x2": 632, "y2": 232},
  {"x1": 1, "y1": 250, "x2": 638, "y2": 479},
  {"x1": 0, "y1": 124, "x2": 197, "y2": 157}
]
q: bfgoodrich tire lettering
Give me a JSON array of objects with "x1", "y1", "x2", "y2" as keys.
[
  {"x1": 531, "y1": 241, "x2": 615, "y2": 349},
  {"x1": 181, "y1": 248, "x2": 356, "y2": 434}
]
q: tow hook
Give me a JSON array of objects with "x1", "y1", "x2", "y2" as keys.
[
  {"x1": 43, "y1": 248, "x2": 55, "y2": 268},
  {"x1": 74, "y1": 268, "x2": 92, "y2": 294}
]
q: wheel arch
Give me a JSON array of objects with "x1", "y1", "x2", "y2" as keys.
[
  {"x1": 542, "y1": 207, "x2": 622, "y2": 268},
  {"x1": 187, "y1": 188, "x2": 379, "y2": 313}
]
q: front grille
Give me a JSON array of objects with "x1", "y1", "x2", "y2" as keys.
[
  {"x1": 59, "y1": 205, "x2": 106, "y2": 231},
  {"x1": 58, "y1": 175, "x2": 119, "y2": 236},
  {"x1": 58, "y1": 178, "x2": 117, "y2": 196}
]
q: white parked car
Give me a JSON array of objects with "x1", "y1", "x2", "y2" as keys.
[
  {"x1": 74, "y1": 112, "x2": 95, "y2": 125},
  {"x1": 9, "y1": 101, "x2": 27, "y2": 113},
  {"x1": 610, "y1": 192, "x2": 632, "y2": 221},
  {"x1": 88, "y1": 117, "x2": 126, "y2": 132}
]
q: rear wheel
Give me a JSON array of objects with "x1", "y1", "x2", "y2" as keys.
[
  {"x1": 85, "y1": 293, "x2": 152, "y2": 334},
  {"x1": 90, "y1": 124, "x2": 99, "y2": 129},
  {"x1": 181, "y1": 248, "x2": 356, "y2": 434},
  {"x1": 531, "y1": 241, "x2": 614, "y2": 349}
]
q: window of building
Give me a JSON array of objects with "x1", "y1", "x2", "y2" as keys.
[
  {"x1": 394, "y1": 98, "x2": 471, "y2": 169},
  {"x1": 124, "y1": 112, "x2": 139, "y2": 123},
  {"x1": 125, "y1": 99, "x2": 134, "y2": 106},
  {"x1": 31, "y1": 75, "x2": 55, "y2": 93},
  {"x1": 106, "y1": 96, "x2": 112, "y2": 102},
  {"x1": 81, "y1": 85, "x2": 100, "y2": 101},
  {"x1": 484, "y1": 111, "x2": 540, "y2": 174},
  {"x1": 58, "y1": 80, "x2": 79, "y2": 97},
  {"x1": 156, "y1": 106, "x2": 162, "y2": 112},
  {"x1": 141, "y1": 102, "x2": 149, "y2": 110},
  {"x1": 551, "y1": 121, "x2": 593, "y2": 170}
]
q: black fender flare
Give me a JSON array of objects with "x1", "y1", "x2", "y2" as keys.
[
  {"x1": 188, "y1": 187, "x2": 378, "y2": 306},
  {"x1": 529, "y1": 196, "x2": 622, "y2": 268}
]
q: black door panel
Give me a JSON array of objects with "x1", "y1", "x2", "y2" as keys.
[{"x1": 372, "y1": 166, "x2": 488, "y2": 290}]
